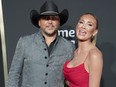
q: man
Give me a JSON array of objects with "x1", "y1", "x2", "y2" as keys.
[{"x1": 7, "y1": 1, "x2": 75, "y2": 87}]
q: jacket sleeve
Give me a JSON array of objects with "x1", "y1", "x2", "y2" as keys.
[
  {"x1": 66, "y1": 42, "x2": 76, "y2": 60},
  {"x1": 6, "y1": 37, "x2": 25, "y2": 87},
  {"x1": 70, "y1": 43, "x2": 76, "y2": 59}
]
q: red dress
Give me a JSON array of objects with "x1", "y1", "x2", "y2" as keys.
[{"x1": 63, "y1": 60, "x2": 89, "y2": 87}]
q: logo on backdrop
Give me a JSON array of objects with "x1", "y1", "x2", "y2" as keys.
[{"x1": 58, "y1": 25, "x2": 76, "y2": 45}]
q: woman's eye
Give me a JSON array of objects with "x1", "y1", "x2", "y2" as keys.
[
  {"x1": 88, "y1": 24, "x2": 92, "y2": 26},
  {"x1": 79, "y1": 21, "x2": 83, "y2": 24}
]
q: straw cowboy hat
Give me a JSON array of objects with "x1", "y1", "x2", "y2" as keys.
[{"x1": 30, "y1": 1, "x2": 69, "y2": 28}]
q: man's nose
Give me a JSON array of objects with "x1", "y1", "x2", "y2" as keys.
[{"x1": 48, "y1": 19, "x2": 52, "y2": 23}]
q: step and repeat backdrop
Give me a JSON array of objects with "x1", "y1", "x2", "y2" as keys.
[{"x1": 1, "y1": 0, "x2": 116, "y2": 87}]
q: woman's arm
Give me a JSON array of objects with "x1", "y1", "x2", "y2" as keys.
[
  {"x1": 64, "y1": 80, "x2": 69, "y2": 87},
  {"x1": 89, "y1": 49, "x2": 103, "y2": 87}
]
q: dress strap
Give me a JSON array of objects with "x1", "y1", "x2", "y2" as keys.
[{"x1": 83, "y1": 53, "x2": 89, "y2": 63}]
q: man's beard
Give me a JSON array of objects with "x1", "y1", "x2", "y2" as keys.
[{"x1": 44, "y1": 29, "x2": 58, "y2": 37}]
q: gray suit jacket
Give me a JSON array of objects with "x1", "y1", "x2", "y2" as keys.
[{"x1": 7, "y1": 31, "x2": 75, "y2": 87}]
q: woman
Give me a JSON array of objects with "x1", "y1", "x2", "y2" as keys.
[{"x1": 63, "y1": 13, "x2": 103, "y2": 87}]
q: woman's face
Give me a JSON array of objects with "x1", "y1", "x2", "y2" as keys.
[{"x1": 76, "y1": 14, "x2": 98, "y2": 42}]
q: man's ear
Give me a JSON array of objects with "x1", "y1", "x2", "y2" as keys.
[{"x1": 38, "y1": 21, "x2": 40, "y2": 27}]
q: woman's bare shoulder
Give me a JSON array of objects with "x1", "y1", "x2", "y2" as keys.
[
  {"x1": 88, "y1": 47, "x2": 103, "y2": 64},
  {"x1": 90, "y1": 47, "x2": 102, "y2": 58}
]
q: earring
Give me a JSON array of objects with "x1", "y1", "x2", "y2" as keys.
[{"x1": 92, "y1": 35, "x2": 94, "y2": 39}]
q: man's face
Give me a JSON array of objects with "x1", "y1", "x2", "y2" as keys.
[{"x1": 38, "y1": 15, "x2": 60, "y2": 36}]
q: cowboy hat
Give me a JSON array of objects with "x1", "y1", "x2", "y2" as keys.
[{"x1": 30, "y1": 1, "x2": 69, "y2": 28}]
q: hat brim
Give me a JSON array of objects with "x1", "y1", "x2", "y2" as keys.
[{"x1": 30, "y1": 9, "x2": 69, "y2": 28}]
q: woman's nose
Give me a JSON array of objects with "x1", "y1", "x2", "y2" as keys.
[{"x1": 82, "y1": 24, "x2": 86, "y2": 29}]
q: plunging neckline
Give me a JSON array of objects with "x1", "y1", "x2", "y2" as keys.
[
  {"x1": 64, "y1": 60, "x2": 89, "y2": 74},
  {"x1": 65, "y1": 60, "x2": 84, "y2": 69}
]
